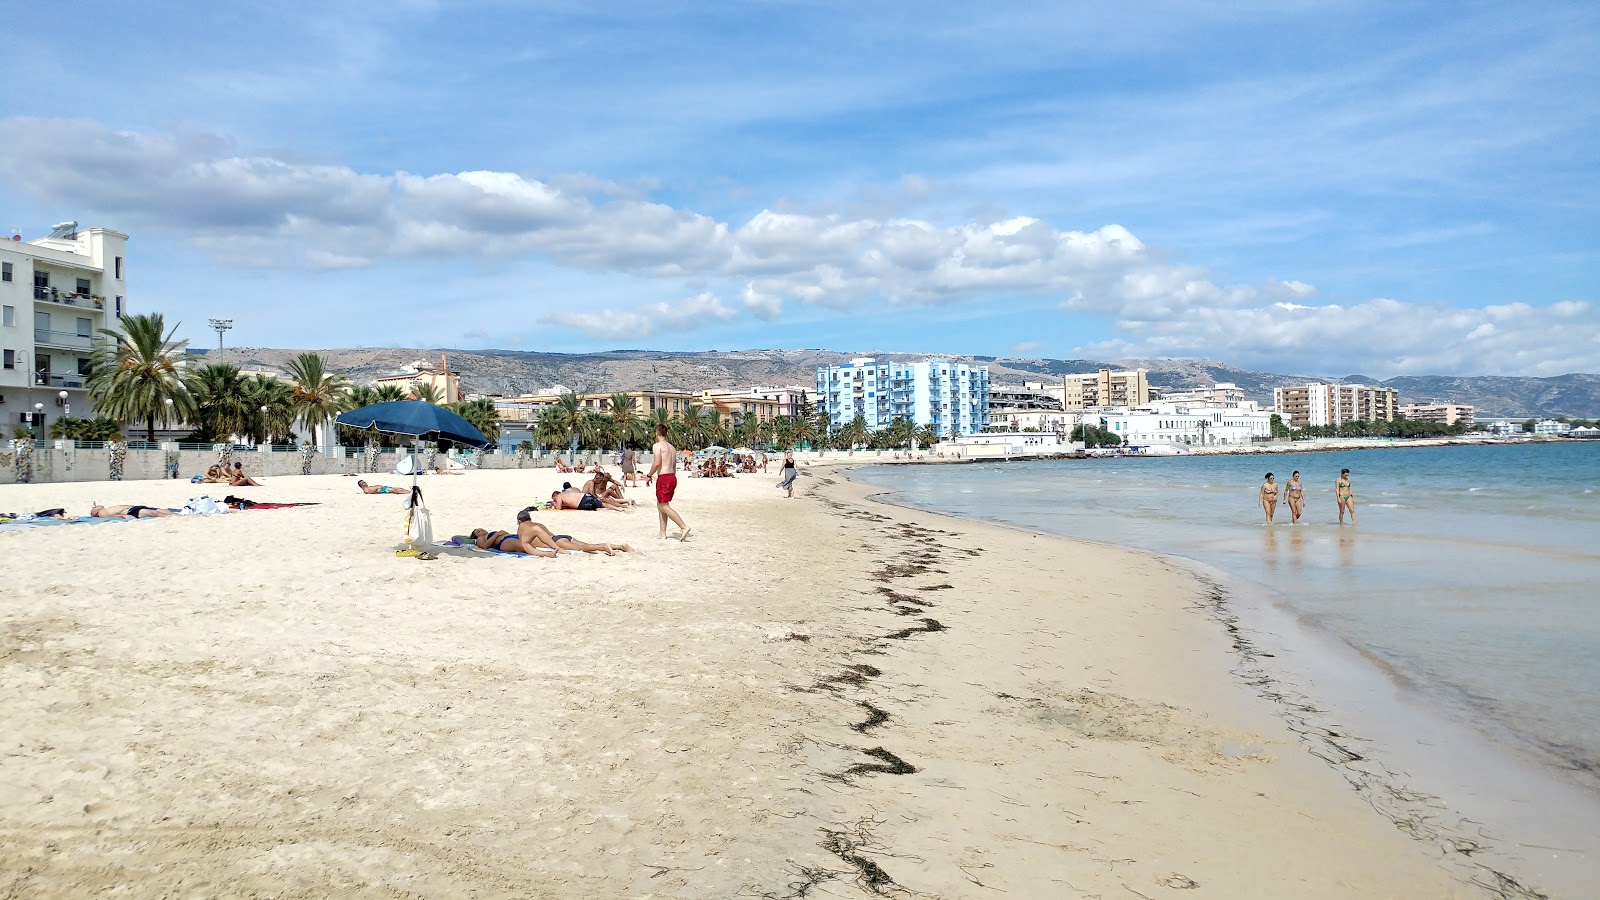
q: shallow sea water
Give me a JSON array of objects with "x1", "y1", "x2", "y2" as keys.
[{"x1": 856, "y1": 442, "x2": 1600, "y2": 780}]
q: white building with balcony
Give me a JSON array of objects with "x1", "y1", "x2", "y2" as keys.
[
  {"x1": 0, "y1": 223, "x2": 128, "y2": 435},
  {"x1": 816, "y1": 357, "x2": 990, "y2": 437}
]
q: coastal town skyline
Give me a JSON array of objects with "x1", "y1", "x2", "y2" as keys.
[{"x1": 1, "y1": 3, "x2": 1595, "y2": 379}]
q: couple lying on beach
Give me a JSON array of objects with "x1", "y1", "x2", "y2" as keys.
[
  {"x1": 469, "y1": 508, "x2": 634, "y2": 557},
  {"x1": 546, "y1": 469, "x2": 632, "y2": 510}
]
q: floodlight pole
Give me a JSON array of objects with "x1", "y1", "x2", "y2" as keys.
[{"x1": 208, "y1": 318, "x2": 233, "y2": 365}]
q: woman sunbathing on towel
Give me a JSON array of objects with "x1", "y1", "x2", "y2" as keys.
[
  {"x1": 229, "y1": 462, "x2": 263, "y2": 487},
  {"x1": 356, "y1": 480, "x2": 403, "y2": 494},
  {"x1": 515, "y1": 509, "x2": 633, "y2": 555},
  {"x1": 468, "y1": 528, "x2": 557, "y2": 557}
]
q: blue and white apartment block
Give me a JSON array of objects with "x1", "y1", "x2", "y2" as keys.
[{"x1": 815, "y1": 357, "x2": 990, "y2": 437}]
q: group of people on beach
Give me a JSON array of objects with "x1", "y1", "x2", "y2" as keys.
[
  {"x1": 1259, "y1": 468, "x2": 1357, "y2": 525},
  {"x1": 200, "y1": 462, "x2": 262, "y2": 487}
]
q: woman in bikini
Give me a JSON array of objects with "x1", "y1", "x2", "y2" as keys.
[
  {"x1": 1336, "y1": 468, "x2": 1356, "y2": 526},
  {"x1": 1259, "y1": 472, "x2": 1279, "y2": 524},
  {"x1": 1285, "y1": 470, "x2": 1306, "y2": 523},
  {"x1": 468, "y1": 527, "x2": 556, "y2": 557}
]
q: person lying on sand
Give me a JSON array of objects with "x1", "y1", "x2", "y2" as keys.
[
  {"x1": 468, "y1": 527, "x2": 557, "y2": 557},
  {"x1": 89, "y1": 504, "x2": 176, "y2": 519},
  {"x1": 515, "y1": 509, "x2": 633, "y2": 555},
  {"x1": 356, "y1": 480, "x2": 403, "y2": 495},
  {"x1": 230, "y1": 462, "x2": 262, "y2": 487},
  {"x1": 550, "y1": 487, "x2": 629, "y2": 511}
]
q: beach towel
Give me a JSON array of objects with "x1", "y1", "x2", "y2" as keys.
[{"x1": 435, "y1": 536, "x2": 578, "y2": 558}]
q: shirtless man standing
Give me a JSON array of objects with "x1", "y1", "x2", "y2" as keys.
[{"x1": 646, "y1": 423, "x2": 690, "y2": 541}]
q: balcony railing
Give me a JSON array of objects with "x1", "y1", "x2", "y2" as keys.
[
  {"x1": 33, "y1": 373, "x2": 88, "y2": 389},
  {"x1": 35, "y1": 328, "x2": 93, "y2": 350},
  {"x1": 34, "y1": 287, "x2": 105, "y2": 309}
]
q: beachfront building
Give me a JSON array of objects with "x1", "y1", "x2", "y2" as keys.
[
  {"x1": 988, "y1": 382, "x2": 1064, "y2": 412},
  {"x1": 988, "y1": 409, "x2": 1074, "y2": 433},
  {"x1": 374, "y1": 356, "x2": 463, "y2": 403},
  {"x1": 493, "y1": 389, "x2": 717, "y2": 426},
  {"x1": 1059, "y1": 368, "x2": 1151, "y2": 411},
  {"x1": 1273, "y1": 383, "x2": 1400, "y2": 430},
  {"x1": 697, "y1": 386, "x2": 803, "y2": 422},
  {"x1": 0, "y1": 223, "x2": 128, "y2": 435},
  {"x1": 816, "y1": 357, "x2": 990, "y2": 436},
  {"x1": 1094, "y1": 401, "x2": 1274, "y2": 447},
  {"x1": 1400, "y1": 402, "x2": 1475, "y2": 428},
  {"x1": 1161, "y1": 382, "x2": 1249, "y2": 406}
]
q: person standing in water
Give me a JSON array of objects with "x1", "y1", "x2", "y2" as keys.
[
  {"x1": 1285, "y1": 470, "x2": 1306, "y2": 523},
  {"x1": 1259, "y1": 472, "x2": 1279, "y2": 524},
  {"x1": 1336, "y1": 468, "x2": 1356, "y2": 526},
  {"x1": 646, "y1": 423, "x2": 691, "y2": 541}
]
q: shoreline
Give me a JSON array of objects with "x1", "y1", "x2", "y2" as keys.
[
  {"x1": 0, "y1": 467, "x2": 1561, "y2": 896},
  {"x1": 839, "y1": 463, "x2": 1600, "y2": 897}
]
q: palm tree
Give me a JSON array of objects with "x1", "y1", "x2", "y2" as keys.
[
  {"x1": 187, "y1": 363, "x2": 254, "y2": 442},
  {"x1": 915, "y1": 424, "x2": 939, "y2": 448},
  {"x1": 375, "y1": 384, "x2": 407, "y2": 403},
  {"x1": 247, "y1": 375, "x2": 296, "y2": 444},
  {"x1": 87, "y1": 312, "x2": 195, "y2": 441},
  {"x1": 579, "y1": 410, "x2": 613, "y2": 453},
  {"x1": 410, "y1": 382, "x2": 443, "y2": 405},
  {"x1": 607, "y1": 392, "x2": 641, "y2": 449},
  {"x1": 844, "y1": 414, "x2": 869, "y2": 450},
  {"x1": 286, "y1": 352, "x2": 350, "y2": 436},
  {"x1": 449, "y1": 398, "x2": 501, "y2": 442},
  {"x1": 538, "y1": 392, "x2": 583, "y2": 457}
]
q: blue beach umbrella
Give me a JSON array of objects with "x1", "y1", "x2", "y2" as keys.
[
  {"x1": 334, "y1": 400, "x2": 489, "y2": 448},
  {"x1": 335, "y1": 400, "x2": 488, "y2": 556}
]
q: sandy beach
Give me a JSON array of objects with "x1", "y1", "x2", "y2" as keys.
[{"x1": 2, "y1": 465, "x2": 1483, "y2": 897}]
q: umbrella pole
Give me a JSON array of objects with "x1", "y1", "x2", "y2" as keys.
[{"x1": 398, "y1": 437, "x2": 423, "y2": 557}]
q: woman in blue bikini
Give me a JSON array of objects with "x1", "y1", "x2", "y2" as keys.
[
  {"x1": 468, "y1": 528, "x2": 556, "y2": 558},
  {"x1": 1285, "y1": 470, "x2": 1306, "y2": 523}
]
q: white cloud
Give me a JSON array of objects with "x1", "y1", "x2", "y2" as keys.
[
  {"x1": 544, "y1": 292, "x2": 737, "y2": 340},
  {"x1": 1010, "y1": 340, "x2": 1046, "y2": 354},
  {"x1": 1, "y1": 117, "x2": 1593, "y2": 375}
]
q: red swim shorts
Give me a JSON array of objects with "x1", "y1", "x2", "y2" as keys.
[{"x1": 655, "y1": 472, "x2": 678, "y2": 504}]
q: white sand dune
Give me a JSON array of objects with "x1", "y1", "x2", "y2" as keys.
[{"x1": 1, "y1": 468, "x2": 1472, "y2": 897}]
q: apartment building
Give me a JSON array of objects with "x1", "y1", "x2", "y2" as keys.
[
  {"x1": 0, "y1": 223, "x2": 128, "y2": 435},
  {"x1": 1273, "y1": 383, "x2": 1400, "y2": 429},
  {"x1": 374, "y1": 356, "x2": 463, "y2": 403},
  {"x1": 1060, "y1": 368, "x2": 1151, "y2": 411},
  {"x1": 493, "y1": 389, "x2": 709, "y2": 426},
  {"x1": 697, "y1": 385, "x2": 805, "y2": 422},
  {"x1": 989, "y1": 383, "x2": 1064, "y2": 412},
  {"x1": 1399, "y1": 403, "x2": 1474, "y2": 427},
  {"x1": 816, "y1": 357, "x2": 990, "y2": 436},
  {"x1": 1160, "y1": 382, "x2": 1249, "y2": 406}
]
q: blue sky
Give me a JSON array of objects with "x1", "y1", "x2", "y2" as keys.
[{"x1": 1, "y1": 1, "x2": 1596, "y2": 376}]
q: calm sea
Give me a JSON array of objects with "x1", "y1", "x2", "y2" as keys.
[{"x1": 854, "y1": 442, "x2": 1600, "y2": 782}]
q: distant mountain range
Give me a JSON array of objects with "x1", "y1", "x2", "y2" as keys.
[{"x1": 197, "y1": 347, "x2": 1600, "y2": 419}]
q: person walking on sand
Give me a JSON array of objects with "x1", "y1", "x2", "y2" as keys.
[
  {"x1": 776, "y1": 452, "x2": 799, "y2": 498},
  {"x1": 1285, "y1": 470, "x2": 1306, "y2": 523},
  {"x1": 646, "y1": 423, "x2": 690, "y2": 541},
  {"x1": 1259, "y1": 472, "x2": 1279, "y2": 524},
  {"x1": 1336, "y1": 468, "x2": 1357, "y2": 526}
]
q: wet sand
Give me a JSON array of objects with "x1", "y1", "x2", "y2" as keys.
[{"x1": 1, "y1": 467, "x2": 1479, "y2": 896}]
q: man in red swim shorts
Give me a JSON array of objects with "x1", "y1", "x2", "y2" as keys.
[{"x1": 646, "y1": 423, "x2": 691, "y2": 541}]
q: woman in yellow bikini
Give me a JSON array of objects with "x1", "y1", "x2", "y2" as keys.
[
  {"x1": 1259, "y1": 472, "x2": 1279, "y2": 524},
  {"x1": 1335, "y1": 468, "x2": 1356, "y2": 526},
  {"x1": 1285, "y1": 470, "x2": 1306, "y2": 523}
]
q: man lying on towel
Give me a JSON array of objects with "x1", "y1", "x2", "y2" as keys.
[
  {"x1": 549, "y1": 487, "x2": 629, "y2": 511},
  {"x1": 515, "y1": 509, "x2": 633, "y2": 555},
  {"x1": 89, "y1": 504, "x2": 176, "y2": 519}
]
